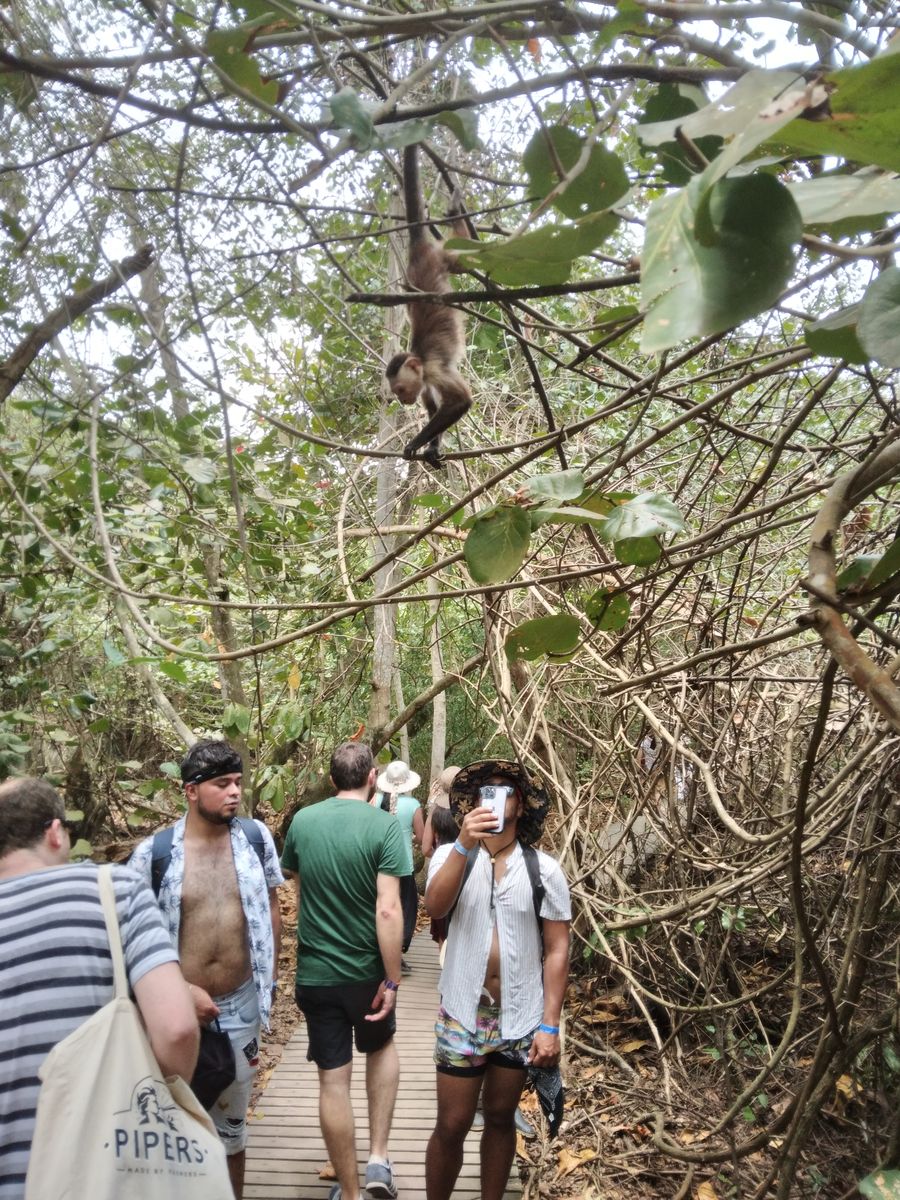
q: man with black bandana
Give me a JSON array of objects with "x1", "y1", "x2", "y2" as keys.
[{"x1": 130, "y1": 739, "x2": 284, "y2": 1199}]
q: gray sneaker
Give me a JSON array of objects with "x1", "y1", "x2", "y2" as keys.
[
  {"x1": 365, "y1": 1160, "x2": 397, "y2": 1200},
  {"x1": 514, "y1": 1107, "x2": 536, "y2": 1139}
]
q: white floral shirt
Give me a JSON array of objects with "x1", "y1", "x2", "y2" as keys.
[{"x1": 130, "y1": 816, "x2": 284, "y2": 1028}]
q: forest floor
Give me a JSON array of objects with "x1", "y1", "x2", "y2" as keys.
[{"x1": 251, "y1": 887, "x2": 870, "y2": 1199}]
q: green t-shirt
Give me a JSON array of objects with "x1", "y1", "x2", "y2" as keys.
[{"x1": 281, "y1": 796, "x2": 406, "y2": 986}]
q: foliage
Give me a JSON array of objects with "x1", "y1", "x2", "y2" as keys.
[{"x1": 1, "y1": 2, "x2": 900, "y2": 1195}]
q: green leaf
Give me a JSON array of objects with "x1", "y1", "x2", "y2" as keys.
[
  {"x1": 464, "y1": 506, "x2": 532, "y2": 584},
  {"x1": 160, "y1": 761, "x2": 181, "y2": 778},
  {"x1": 223, "y1": 702, "x2": 252, "y2": 735},
  {"x1": 329, "y1": 87, "x2": 375, "y2": 147},
  {"x1": 836, "y1": 554, "x2": 879, "y2": 591},
  {"x1": 69, "y1": 838, "x2": 93, "y2": 860},
  {"x1": 529, "y1": 505, "x2": 608, "y2": 528},
  {"x1": 639, "y1": 69, "x2": 809, "y2": 148},
  {"x1": 805, "y1": 304, "x2": 868, "y2": 363},
  {"x1": 523, "y1": 126, "x2": 629, "y2": 218},
  {"x1": 601, "y1": 493, "x2": 686, "y2": 542},
  {"x1": 638, "y1": 82, "x2": 724, "y2": 186},
  {"x1": 522, "y1": 469, "x2": 585, "y2": 503},
  {"x1": 182, "y1": 457, "x2": 218, "y2": 484},
  {"x1": 585, "y1": 589, "x2": 630, "y2": 630},
  {"x1": 777, "y1": 56, "x2": 900, "y2": 175},
  {"x1": 859, "y1": 1168, "x2": 900, "y2": 1199},
  {"x1": 102, "y1": 638, "x2": 127, "y2": 667},
  {"x1": 868, "y1": 537, "x2": 900, "y2": 588},
  {"x1": 433, "y1": 108, "x2": 481, "y2": 152},
  {"x1": 858, "y1": 266, "x2": 900, "y2": 367},
  {"x1": 642, "y1": 174, "x2": 801, "y2": 353},
  {"x1": 206, "y1": 28, "x2": 278, "y2": 105},
  {"x1": 505, "y1": 613, "x2": 581, "y2": 661},
  {"x1": 158, "y1": 660, "x2": 189, "y2": 684},
  {"x1": 787, "y1": 171, "x2": 900, "y2": 233},
  {"x1": 615, "y1": 536, "x2": 661, "y2": 566},
  {"x1": 88, "y1": 716, "x2": 111, "y2": 733},
  {"x1": 450, "y1": 207, "x2": 620, "y2": 287}
]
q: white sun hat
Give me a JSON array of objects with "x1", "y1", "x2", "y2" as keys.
[{"x1": 376, "y1": 759, "x2": 421, "y2": 794}]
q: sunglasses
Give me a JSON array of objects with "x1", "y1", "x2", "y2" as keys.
[{"x1": 43, "y1": 816, "x2": 79, "y2": 835}]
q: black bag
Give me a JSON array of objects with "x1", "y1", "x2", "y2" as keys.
[{"x1": 191, "y1": 1020, "x2": 236, "y2": 1109}]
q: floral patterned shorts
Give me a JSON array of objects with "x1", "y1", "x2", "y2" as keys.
[{"x1": 434, "y1": 1002, "x2": 533, "y2": 1075}]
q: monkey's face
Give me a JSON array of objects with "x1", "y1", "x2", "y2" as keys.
[{"x1": 387, "y1": 357, "x2": 424, "y2": 406}]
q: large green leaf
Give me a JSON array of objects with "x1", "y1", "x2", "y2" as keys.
[
  {"x1": 523, "y1": 126, "x2": 629, "y2": 218},
  {"x1": 206, "y1": 28, "x2": 279, "y2": 105},
  {"x1": 505, "y1": 613, "x2": 581, "y2": 662},
  {"x1": 777, "y1": 55, "x2": 900, "y2": 174},
  {"x1": 638, "y1": 82, "x2": 724, "y2": 186},
  {"x1": 585, "y1": 589, "x2": 630, "y2": 630},
  {"x1": 223, "y1": 702, "x2": 251, "y2": 736},
  {"x1": 641, "y1": 174, "x2": 801, "y2": 353},
  {"x1": 805, "y1": 304, "x2": 868, "y2": 363},
  {"x1": 183, "y1": 456, "x2": 218, "y2": 484},
  {"x1": 858, "y1": 266, "x2": 900, "y2": 366},
  {"x1": 464, "y1": 505, "x2": 532, "y2": 584},
  {"x1": 600, "y1": 493, "x2": 685, "y2": 542},
  {"x1": 787, "y1": 171, "x2": 900, "y2": 232},
  {"x1": 638, "y1": 69, "x2": 803, "y2": 149},
  {"x1": 450, "y1": 207, "x2": 620, "y2": 286},
  {"x1": 859, "y1": 1168, "x2": 900, "y2": 1199},
  {"x1": 329, "y1": 87, "x2": 375, "y2": 146},
  {"x1": 868, "y1": 537, "x2": 900, "y2": 589},
  {"x1": 616, "y1": 536, "x2": 661, "y2": 566},
  {"x1": 522, "y1": 469, "x2": 585, "y2": 503}
]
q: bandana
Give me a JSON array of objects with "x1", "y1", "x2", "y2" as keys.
[{"x1": 181, "y1": 755, "x2": 243, "y2": 785}]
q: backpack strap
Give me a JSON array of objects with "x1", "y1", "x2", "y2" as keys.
[
  {"x1": 522, "y1": 844, "x2": 546, "y2": 956},
  {"x1": 236, "y1": 817, "x2": 267, "y2": 872},
  {"x1": 446, "y1": 849, "x2": 477, "y2": 927},
  {"x1": 149, "y1": 818, "x2": 265, "y2": 897},
  {"x1": 149, "y1": 826, "x2": 176, "y2": 898}
]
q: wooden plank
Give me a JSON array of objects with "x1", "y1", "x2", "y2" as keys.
[{"x1": 245, "y1": 932, "x2": 520, "y2": 1199}]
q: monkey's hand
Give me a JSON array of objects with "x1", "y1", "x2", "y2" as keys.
[{"x1": 402, "y1": 441, "x2": 444, "y2": 469}]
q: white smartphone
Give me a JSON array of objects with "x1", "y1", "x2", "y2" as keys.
[{"x1": 479, "y1": 784, "x2": 511, "y2": 833}]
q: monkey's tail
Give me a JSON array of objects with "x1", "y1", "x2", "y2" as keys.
[{"x1": 404, "y1": 143, "x2": 424, "y2": 241}]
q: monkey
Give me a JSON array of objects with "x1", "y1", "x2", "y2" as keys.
[{"x1": 384, "y1": 143, "x2": 472, "y2": 469}]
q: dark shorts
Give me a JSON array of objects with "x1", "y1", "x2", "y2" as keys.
[{"x1": 296, "y1": 979, "x2": 396, "y2": 1070}]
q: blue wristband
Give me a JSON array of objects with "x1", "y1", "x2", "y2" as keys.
[
  {"x1": 452, "y1": 840, "x2": 468, "y2": 856},
  {"x1": 538, "y1": 1023, "x2": 559, "y2": 1035}
]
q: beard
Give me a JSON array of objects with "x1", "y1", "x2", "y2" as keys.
[{"x1": 196, "y1": 798, "x2": 235, "y2": 827}]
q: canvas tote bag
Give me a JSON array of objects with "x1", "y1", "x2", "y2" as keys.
[{"x1": 25, "y1": 865, "x2": 233, "y2": 1200}]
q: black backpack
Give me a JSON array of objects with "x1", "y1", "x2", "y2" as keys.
[{"x1": 149, "y1": 817, "x2": 266, "y2": 896}]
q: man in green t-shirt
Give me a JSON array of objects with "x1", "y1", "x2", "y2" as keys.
[{"x1": 281, "y1": 742, "x2": 405, "y2": 1200}]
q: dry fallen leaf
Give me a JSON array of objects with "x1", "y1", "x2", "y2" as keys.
[
  {"x1": 619, "y1": 1038, "x2": 649, "y2": 1053},
  {"x1": 556, "y1": 1147, "x2": 597, "y2": 1179},
  {"x1": 696, "y1": 1182, "x2": 720, "y2": 1200}
]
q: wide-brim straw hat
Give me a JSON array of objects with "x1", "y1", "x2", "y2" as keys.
[
  {"x1": 449, "y1": 759, "x2": 550, "y2": 846},
  {"x1": 429, "y1": 765, "x2": 461, "y2": 810},
  {"x1": 376, "y1": 759, "x2": 421, "y2": 794}
]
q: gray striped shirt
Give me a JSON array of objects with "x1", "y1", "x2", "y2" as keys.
[
  {"x1": 427, "y1": 842, "x2": 571, "y2": 1039},
  {"x1": 0, "y1": 863, "x2": 178, "y2": 1199}
]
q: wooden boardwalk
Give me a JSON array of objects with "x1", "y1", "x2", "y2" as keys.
[{"x1": 245, "y1": 933, "x2": 518, "y2": 1199}]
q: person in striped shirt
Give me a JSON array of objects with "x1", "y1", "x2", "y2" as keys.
[
  {"x1": 424, "y1": 760, "x2": 571, "y2": 1200},
  {"x1": 0, "y1": 776, "x2": 198, "y2": 1200}
]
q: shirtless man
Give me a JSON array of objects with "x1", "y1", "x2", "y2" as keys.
[
  {"x1": 130, "y1": 740, "x2": 284, "y2": 1198},
  {"x1": 423, "y1": 760, "x2": 571, "y2": 1200}
]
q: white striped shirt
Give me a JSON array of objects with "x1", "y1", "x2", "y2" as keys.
[
  {"x1": 0, "y1": 863, "x2": 178, "y2": 1200},
  {"x1": 427, "y1": 842, "x2": 571, "y2": 1039}
]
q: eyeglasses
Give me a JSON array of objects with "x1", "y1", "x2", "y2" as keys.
[{"x1": 43, "y1": 816, "x2": 78, "y2": 834}]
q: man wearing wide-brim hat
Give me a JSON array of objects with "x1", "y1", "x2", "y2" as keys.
[{"x1": 423, "y1": 759, "x2": 571, "y2": 1200}]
